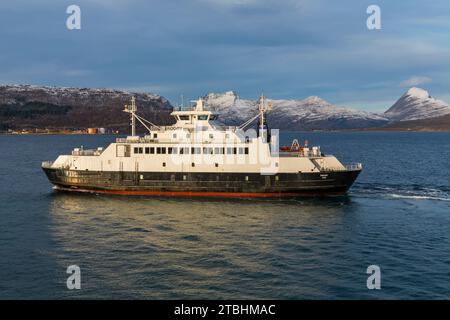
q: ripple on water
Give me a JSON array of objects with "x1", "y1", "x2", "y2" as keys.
[
  {"x1": 180, "y1": 235, "x2": 201, "y2": 242},
  {"x1": 2, "y1": 133, "x2": 450, "y2": 299}
]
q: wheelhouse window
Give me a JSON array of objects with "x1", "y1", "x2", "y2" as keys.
[
  {"x1": 214, "y1": 147, "x2": 224, "y2": 154},
  {"x1": 238, "y1": 147, "x2": 249, "y2": 155},
  {"x1": 179, "y1": 115, "x2": 190, "y2": 121},
  {"x1": 180, "y1": 147, "x2": 190, "y2": 155},
  {"x1": 203, "y1": 147, "x2": 213, "y2": 155},
  {"x1": 198, "y1": 115, "x2": 208, "y2": 120}
]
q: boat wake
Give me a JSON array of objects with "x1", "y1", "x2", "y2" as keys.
[
  {"x1": 351, "y1": 183, "x2": 450, "y2": 202},
  {"x1": 389, "y1": 194, "x2": 450, "y2": 202}
]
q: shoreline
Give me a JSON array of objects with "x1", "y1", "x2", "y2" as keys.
[{"x1": 1, "y1": 129, "x2": 450, "y2": 135}]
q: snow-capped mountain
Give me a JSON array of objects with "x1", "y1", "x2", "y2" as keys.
[
  {"x1": 4, "y1": 84, "x2": 450, "y2": 132},
  {"x1": 205, "y1": 91, "x2": 389, "y2": 130},
  {"x1": 384, "y1": 87, "x2": 450, "y2": 121}
]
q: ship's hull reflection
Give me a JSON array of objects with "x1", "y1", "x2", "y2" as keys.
[{"x1": 48, "y1": 192, "x2": 359, "y2": 299}]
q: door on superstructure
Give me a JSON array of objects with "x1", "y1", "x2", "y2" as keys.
[
  {"x1": 119, "y1": 161, "x2": 123, "y2": 182},
  {"x1": 116, "y1": 144, "x2": 131, "y2": 157},
  {"x1": 134, "y1": 161, "x2": 139, "y2": 185}
]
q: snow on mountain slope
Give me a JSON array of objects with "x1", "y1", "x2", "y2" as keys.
[
  {"x1": 205, "y1": 91, "x2": 256, "y2": 124},
  {"x1": 385, "y1": 87, "x2": 450, "y2": 121},
  {"x1": 0, "y1": 84, "x2": 171, "y2": 108},
  {"x1": 205, "y1": 91, "x2": 388, "y2": 130}
]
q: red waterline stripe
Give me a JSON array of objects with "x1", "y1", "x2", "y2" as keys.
[{"x1": 56, "y1": 187, "x2": 345, "y2": 197}]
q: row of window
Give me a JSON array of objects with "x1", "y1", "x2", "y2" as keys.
[
  {"x1": 160, "y1": 162, "x2": 219, "y2": 168},
  {"x1": 140, "y1": 172, "x2": 281, "y2": 181},
  {"x1": 171, "y1": 133, "x2": 214, "y2": 139},
  {"x1": 133, "y1": 146, "x2": 250, "y2": 155}
]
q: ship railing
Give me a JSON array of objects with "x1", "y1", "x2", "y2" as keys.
[
  {"x1": 115, "y1": 137, "x2": 252, "y2": 144},
  {"x1": 318, "y1": 163, "x2": 362, "y2": 172},
  {"x1": 71, "y1": 148, "x2": 104, "y2": 156},
  {"x1": 345, "y1": 163, "x2": 363, "y2": 171},
  {"x1": 116, "y1": 137, "x2": 160, "y2": 143},
  {"x1": 150, "y1": 125, "x2": 180, "y2": 131},
  {"x1": 278, "y1": 150, "x2": 322, "y2": 158},
  {"x1": 42, "y1": 161, "x2": 54, "y2": 168}
]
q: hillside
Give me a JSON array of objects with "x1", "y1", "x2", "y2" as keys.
[
  {"x1": 0, "y1": 85, "x2": 173, "y2": 132},
  {"x1": 379, "y1": 114, "x2": 450, "y2": 131}
]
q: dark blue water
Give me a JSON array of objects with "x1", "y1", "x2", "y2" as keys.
[{"x1": 0, "y1": 132, "x2": 449, "y2": 299}]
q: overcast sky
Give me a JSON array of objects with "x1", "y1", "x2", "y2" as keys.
[{"x1": 1, "y1": 0, "x2": 449, "y2": 111}]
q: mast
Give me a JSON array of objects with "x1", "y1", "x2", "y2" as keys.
[
  {"x1": 124, "y1": 96, "x2": 137, "y2": 136},
  {"x1": 259, "y1": 94, "x2": 265, "y2": 132},
  {"x1": 258, "y1": 94, "x2": 272, "y2": 141}
]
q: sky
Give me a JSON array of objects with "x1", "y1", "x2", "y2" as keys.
[{"x1": 0, "y1": 0, "x2": 449, "y2": 112}]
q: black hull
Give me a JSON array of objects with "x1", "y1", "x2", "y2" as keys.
[{"x1": 42, "y1": 168, "x2": 361, "y2": 198}]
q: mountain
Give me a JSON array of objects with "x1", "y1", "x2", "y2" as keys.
[
  {"x1": 384, "y1": 87, "x2": 450, "y2": 121},
  {"x1": 205, "y1": 91, "x2": 389, "y2": 130},
  {"x1": 2, "y1": 85, "x2": 450, "y2": 133},
  {"x1": 0, "y1": 85, "x2": 173, "y2": 132}
]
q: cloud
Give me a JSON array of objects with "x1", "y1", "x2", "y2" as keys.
[
  {"x1": 1, "y1": 0, "x2": 450, "y2": 110},
  {"x1": 400, "y1": 76, "x2": 433, "y2": 87}
]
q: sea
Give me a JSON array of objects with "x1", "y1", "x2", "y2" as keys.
[{"x1": 0, "y1": 132, "x2": 449, "y2": 299}]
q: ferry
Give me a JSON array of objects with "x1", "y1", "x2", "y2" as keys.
[{"x1": 42, "y1": 95, "x2": 362, "y2": 197}]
